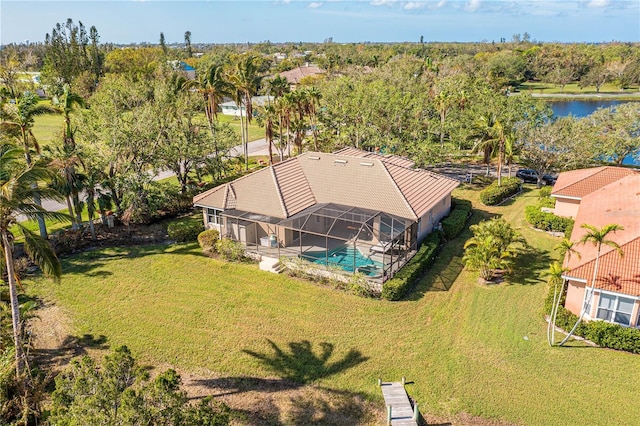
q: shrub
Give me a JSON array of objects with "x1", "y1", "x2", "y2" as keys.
[
  {"x1": 479, "y1": 177, "x2": 521, "y2": 205},
  {"x1": 382, "y1": 232, "x2": 441, "y2": 301},
  {"x1": 525, "y1": 205, "x2": 574, "y2": 233},
  {"x1": 564, "y1": 220, "x2": 575, "y2": 238},
  {"x1": 545, "y1": 285, "x2": 640, "y2": 354},
  {"x1": 216, "y1": 238, "x2": 246, "y2": 262},
  {"x1": 441, "y1": 198, "x2": 472, "y2": 240},
  {"x1": 538, "y1": 186, "x2": 552, "y2": 199},
  {"x1": 198, "y1": 229, "x2": 220, "y2": 257},
  {"x1": 167, "y1": 220, "x2": 204, "y2": 243}
]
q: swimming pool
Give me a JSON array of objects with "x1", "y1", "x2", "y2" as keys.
[{"x1": 301, "y1": 246, "x2": 384, "y2": 277}]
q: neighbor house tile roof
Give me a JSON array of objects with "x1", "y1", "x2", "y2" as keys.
[
  {"x1": 564, "y1": 174, "x2": 640, "y2": 297},
  {"x1": 278, "y1": 65, "x2": 325, "y2": 85},
  {"x1": 551, "y1": 166, "x2": 636, "y2": 199},
  {"x1": 566, "y1": 237, "x2": 640, "y2": 297},
  {"x1": 193, "y1": 149, "x2": 459, "y2": 221}
]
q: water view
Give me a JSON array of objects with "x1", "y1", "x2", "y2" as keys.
[{"x1": 549, "y1": 99, "x2": 640, "y2": 166}]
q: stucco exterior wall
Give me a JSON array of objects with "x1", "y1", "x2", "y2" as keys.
[
  {"x1": 565, "y1": 280, "x2": 587, "y2": 317},
  {"x1": 553, "y1": 198, "x2": 580, "y2": 219},
  {"x1": 418, "y1": 194, "x2": 452, "y2": 242}
]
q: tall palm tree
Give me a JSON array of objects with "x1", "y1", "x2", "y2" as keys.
[
  {"x1": 472, "y1": 112, "x2": 507, "y2": 186},
  {"x1": 229, "y1": 56, "x2": 261, "y2": 170},
  {"x1": 193, "y1": 64, "x2": 232, "y2": 159},
  {"x1": 0, "y1": 144, "x2": 65, "y2": 378},
  {"x1": 548, "y1": 238, "x2": 580, "y2": 346},
  {"x1": 1, "y1": 92, "x2": 55, "y2": 238},
  {"x1": 559, "y1": 224, "x2": 624, "y2": 346}
]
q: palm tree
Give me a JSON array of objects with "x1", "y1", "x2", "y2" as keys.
[
  {"x1": 545, "y1": 261, "x2": 566, "y2": 346},
  {"x1": 472, "y1": 112, "x2": 507, "y2": 185},
  {"x1": 1, "y1": 91, "x2": 56, "y2": 238},
  {"x1": 229, "y1": 55, "x2": 261, "y2": 170},
  {"x1": 194, "y1": 64, "x2": 232, "y2": 159},
  {"x1": 559, "y1": 224, "x2": 624, "y2": 346},
  {"x1": 0, "y1": 144, "x2": 65, "y2": 378},
  {"x1": 548, "y1": 238, "x2": 580, "y2": 346},
  {"x1": 54, "y1": 85, "x2": 84, "y2": 151}
]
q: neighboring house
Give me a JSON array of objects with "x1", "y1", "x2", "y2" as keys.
[
  {"x1": 557, "y1": 170, "x2": 640, "y2": 328},
  {"x1": 551, "y1": 166, "x2": 636, "y2": 218},
  {"x1": 219, "y1": 96, "x2": 274, "y2": 117},
  {"x1": 167, "y1": 60, "x2": 196, "y2": 80},
  {"x1": 277, "y1": 64, "x2": 325, "y2": 88},
  {"x1": 193, "y1": 149, "x2": 459, "y2": 282}
]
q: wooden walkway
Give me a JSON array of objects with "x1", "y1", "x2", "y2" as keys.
[{"x1": 380, "y1": 380, "x2": 418, "y2": 426}]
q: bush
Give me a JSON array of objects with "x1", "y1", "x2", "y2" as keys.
[
  {"x1": 382, "y1": 233, "x2": 441, "y2": 301},
  {"x1": 538, "y1": 186, "x2": 552, "y2": 199},
  {"x1": 479, "y1": 177, "x2": 521, "y2": 205},
  {"x1": 441, "y1": 198, "x2": 472, "y2": 240},
  {"x1": 167, "y1": 220, "x2": 204, "y2": 242},
  {"x1": 525, "y1": 205, "x2": 574, "y2": 233},
  {"x1": 564, "y1": 220, "x2": 575, "y2": 238},
  {"x1": 545, "y1": 285, "x2": 640, "y2": 354},
  {"x1": 216, "y1": 238, "x2": 246, "y2": 262}
]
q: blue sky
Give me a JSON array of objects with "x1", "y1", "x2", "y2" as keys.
[{"x1": 1, "y1": 1, "x2": 639, "y2": 45}]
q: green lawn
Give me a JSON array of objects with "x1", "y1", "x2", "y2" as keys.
[
  {"x1": 517, "y1": 81, "x2": 640, "y2": 96},
  {"x1": 27, "y1": 187, "x2": 640, "y2": 425},
  {"x1": 30, "y1": 111, "x2": 264, "y2": 151}
]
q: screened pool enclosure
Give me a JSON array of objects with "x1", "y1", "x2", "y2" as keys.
[{"x1": 220, "y1": 203, "x2": 418, "y2": 283}]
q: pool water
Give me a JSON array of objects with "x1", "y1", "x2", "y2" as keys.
[{"x1": 301, "y1": 246, "x2": 384, "y2": 276}]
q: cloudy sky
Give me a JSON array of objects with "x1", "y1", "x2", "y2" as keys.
[{"x1": 1, "y1": 0, "x2": 639, "y2": 45}]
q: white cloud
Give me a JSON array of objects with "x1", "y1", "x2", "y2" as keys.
[
  {"x1": 464, "y1": 0, "x2": 481, "y2": 12},
  {"x1": 308, "y1": 2, "x2": 323, "y2": 8},
  {"x1": 587, "y1": 0, "x2": 610, "y2": 7},
  {"x1": 370, "y1": 0, "x2": 398, "y2": 6},
  {"x1": 404, "y1": 2, "x2": 427, "y2": 10}
]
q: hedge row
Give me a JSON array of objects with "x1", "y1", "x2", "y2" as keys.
[
  {"x1": 552, "y1": 305, "x2": 640, "y2": 354},
  {"x1": 441, "y1": 198, "x2": 472, "y2": 240},
  {"x1": 479, "y1": 177, "x2": 522, "y2": 206},
  {"x1": 525, "y1": 205, "x2": 574, "y2": 233},
  {"x1": 381, "y1": 233, "x2": 441, "y2": 301}
]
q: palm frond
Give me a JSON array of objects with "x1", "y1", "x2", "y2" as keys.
[{"x1": 17, "y1": 225, "x2": 61, "y2": 282}]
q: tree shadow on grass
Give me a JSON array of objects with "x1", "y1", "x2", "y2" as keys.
[
  {"x1": 187, "y1": 340, "x2": 373, "y2": 425},
  {"x1": 32, "y1": 332, "x2": 109, "y2": 373},
  {"x1": 61, "y1": 242, "x2": 202, "y2": 278},
  {"x1": 407, "y1": 208, "x2": 493, "y2": 300},
  {"x1": 243, "y1": 340, "x2": 369, "y2": 385},
  {"x1": 508, "y1": 246, "x2": 552, "y2": 286}
]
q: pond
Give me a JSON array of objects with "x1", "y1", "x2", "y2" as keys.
[{"x1": 549, "y1": 99, "x2": 640, "y2": 166}]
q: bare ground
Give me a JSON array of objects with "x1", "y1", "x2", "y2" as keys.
[{"x1": 30, "y1": 300, "x2": 517, "y2": 426}]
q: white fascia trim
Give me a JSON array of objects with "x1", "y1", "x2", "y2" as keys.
[
  {"x1": 562, "y1": 275, "x2": 587, "y2": 283},
  {"x1": 551, "y1": 194, "x2": 581, "y2": 201},
  {"x1": 194, "y1": 204, "x2": 224, "y2": 210}
]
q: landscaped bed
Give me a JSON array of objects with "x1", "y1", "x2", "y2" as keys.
[{"x1": 26, "y1": 188, "x2": 640, "y2": 426}]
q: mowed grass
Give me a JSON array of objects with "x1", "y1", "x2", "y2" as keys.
[
  {"x1": 30, "y1": 110, "x2": 263, "y2": 151},
  {"x1": 517, "y1": 81, "x2": 640, "y2": 95},
  {"x1": 28, "y1": 187, "x2": 640, "y2": 425}
]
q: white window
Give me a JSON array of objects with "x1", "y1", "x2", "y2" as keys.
[
  {"x1": 596, "y1": 293, "x2": 635, "y2": 327},
  {"x1": 207, "y1": 208, "x2": 223, "y2": 225},
  {"x1": 583, "y1": 287, "x2": 593, "y2": 318}
]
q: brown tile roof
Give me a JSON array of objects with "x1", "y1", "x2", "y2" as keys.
[
  {"x1": 278, "y1": 65, "x2": 325, "y2": 85},
  {"x1": 332, "y1": 147, "x2": 415, "y2": 168},
  {"x1": 564, "y1": 174, "x2": 640, "y2": 297},
  {"x1": 272, "y1": 158, "x2": 316, "y2": 216},
  {"x1": 194, "y1": 150, "x2": 459, "y2": 222},
  {"x1": 551, "y1": 166, "x2": 636, "y2": 199},
  {"x1": 383, "y1": 162, "x2": 459, "y2": 218},
  {"x1": 566, "y1": 237, "x2": 640, "y2": 297}
]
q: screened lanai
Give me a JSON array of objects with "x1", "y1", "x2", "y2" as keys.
[{"x1": 222, "y1": 203, "x2": 418, "y2": 283}]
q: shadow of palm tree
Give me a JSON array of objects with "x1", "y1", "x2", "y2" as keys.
[
  {"x1": 243, "y1": 340, "x2": 369, "y2": 384},
  {"x1": 509, "y1": 246, "x2": 551, "y2": 286}
]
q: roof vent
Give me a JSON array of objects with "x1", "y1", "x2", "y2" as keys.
[
  {"x1": 334, "y1": 159, "x2": 348, "y2": 166},
  {"x1": 360, "y1": 162, "x2": 374, "y2": 167},
  {"x1": 308, "y1": 156, "x2": 321, "y2": 160}
]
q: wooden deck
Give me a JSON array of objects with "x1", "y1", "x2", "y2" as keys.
[{"x1": 380, "y1": 380, "x2": 418, "y2": 426}]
